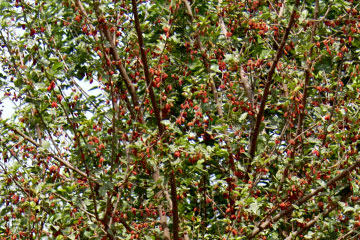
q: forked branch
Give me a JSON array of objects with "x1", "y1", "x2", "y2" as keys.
[
  {"x1": 248, "y1": 0, "x2": 300, "y2": 163},
  {"x1": 249, "y1": 158, "x2": 360, "y2": 238}
]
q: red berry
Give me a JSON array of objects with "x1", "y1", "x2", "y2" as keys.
[
  {"x1": 51, "y1": 101, "x2": 58, "y2": 108},
  {"x1": 226, "y1": 32, "x2": 233, "y2": 37},
  {"x1": 312, "y1": 149, "x2": 320, "y2": 157},
  {"x1": 30, "y1": 28, "x2": 36, "y2": 36}
]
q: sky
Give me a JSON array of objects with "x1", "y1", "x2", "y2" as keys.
[{"x1": 0, "y1": 94, "x2": 15, "y2": 119}]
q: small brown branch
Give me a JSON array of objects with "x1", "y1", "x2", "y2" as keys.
[
  {"x1": 131, "y1": 0, "x2": 163, "y2": 134},
  {"x1": 54, "y1": 192, "x2": 96, "y2": 219},
  {"x1": 152, "y1": 167, "x2": 171, "y2": 240},
  {"x1": 217, "y1": 0, "x2": 229, "y2": 39},
  {"x1": 130, "y1": 2, "x2": 172, "y2": 240},
  {"x1": 109, "y1": 192, "x2": 135, "y2": 233},
  {"x1": 102, "y1": 193, "x2": 116, "y2": 239},
  {"x1": 7, "y1": 120, "x2": 103, "y2": 226},
  {"x1": 239, "y1": 67, "x2": 254, "y2": 106},
  {"x1": 216, "y1": 1, "x2": 253, "y2": 107},
  {"x1": 337, "y1": 230, "x2": 356, "y2": 240},
  {"x1": 285, "y1": 204, "x2": 337, "y2": 239},
  {"x1": 77, "y1": 0, "x2": 143, "y2": 122},
  {"x1": 170, "y1": 171, "x2": 180, "y2": 240},
  {"x1": 293, "y1": 0, "x2": 319, "y2": 154},
  {"x1": 279, "y1": 0, "x2": 319, "y2": 200},
  {"x1": 53, "y1": 192, "x2": 110, "y2": 236},
  {"x1": 321, "y1": 60, "x2": 343, "y2": 147},
  {"x1": 286, "y1": 188, "x2": 352, "y2": 240},
  {"x1": 182, "y1": 0, "x2": 194, "y2": 22},
  {"x1": 183, "y1": 0, "x2": 223, "y2": 117},
  {"x1": 248, "y1": 158, "x2": 360, "y2": 238},
  {"x1": 248, "y1": 0, "x2": 300, "y2": 163},
  {"x1": 5, "y1": 124, "x2": 96, "y2": 182},
  {"x1": 102, "y1": 26, "x2": 143, "y2": 122}
]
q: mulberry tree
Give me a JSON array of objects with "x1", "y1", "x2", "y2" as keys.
[{"x1": 1, "y1": 0, "x2": 360, "y2": 239}]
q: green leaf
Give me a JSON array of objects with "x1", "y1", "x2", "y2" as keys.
[
  {"x1": 42, "y1": 141, "x2": 51, "y2": 150},
  {"x1": 52, "y1": 62, "x2": 63, "y2": 71},
  {"x1": 249, "y1": 202, "x2": 260, "y2": 215},
  {"x1": 239, "y1": 112, "x2": 248, "y2": 122}
]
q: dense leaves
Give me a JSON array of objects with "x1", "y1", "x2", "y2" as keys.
[{"x1": 1, "y1": 0, "x2": 360, "y2": 239}]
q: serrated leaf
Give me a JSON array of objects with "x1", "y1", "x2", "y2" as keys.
[
  {"x1": 292, "y1": 204, "x2": 299, "y2": 209},
  {"x1": 41, "y1": 141, "x2": 50, "y2": 150},
  {"x1": 239, "y1": 112, "x2": 248, "y2": 122},
  {"x1": 161, "y1": 119, "x2": 171, "y2": 126},
  {"x1": 52, "y1": 62, "x2": 63, "y2": 71},
  {"x1": 249, "y1": 202, "x2": 260, "y2": 215}
]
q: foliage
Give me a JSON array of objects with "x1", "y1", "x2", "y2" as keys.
[{"x1": 0, "y1": 0, "x2": 360, "y2": 239}]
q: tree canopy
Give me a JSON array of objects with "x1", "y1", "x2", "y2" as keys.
[{"x1": 1, "y1": 0, "x2": 360, "y2": 239}]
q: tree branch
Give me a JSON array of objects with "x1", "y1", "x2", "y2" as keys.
[
  {"x1": 248, "y1": 0, "x2": 300, "y2": 163},
  {"x1": 76, "y1": 0, "x2": 143, "y2": 123},
  {"x1": 286, "y1": 203, "x2": 337, "y2": 239},
  {"x1": 4, "y1": 123, "x2": 97, "y2": 182},
  {"x1": 337, "y1": 230, "x2": 356, "y2": 240},
  {"x1": 170, "y1": 171, "x2": 180, "y2": 240},
  {"x1": 130, "y1": 2, "x2": 173, "y2": 240},
  {"x1": 286, "y1": 188, "x2": 352, "y2": 240},
  {"x1": 293, "y1": 0, "x2": 319, "y2": 154},
  {"x1": 248, "y1": 158, "x2": 360, "y2": 238},
  {"x1": 131, "y1": 0, "x2": 163, "y2": 133},
  {"x1": 153, "y1": 168, "x2": 171, "y2": 240},
  {"x1": 183, "y1": 0, "x2": 223, "y2": 117}
]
